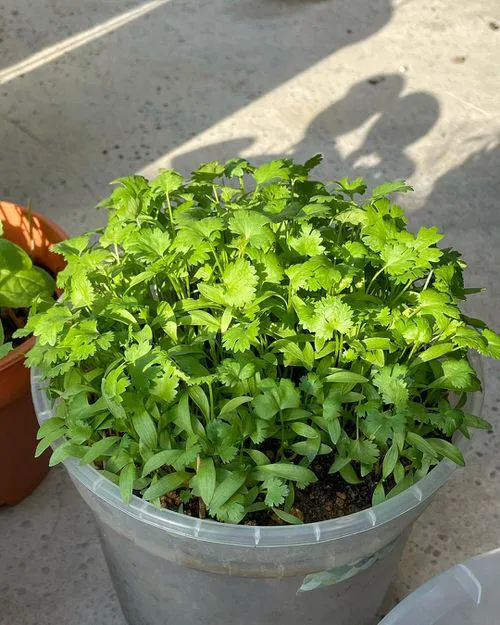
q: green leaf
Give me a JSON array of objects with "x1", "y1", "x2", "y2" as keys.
[
  {"x1": 151, "y1": 363, "x2": 179, "y2": 404},
  {"x1": 290, "y1": 422, "x2": 319, "y2": 439},
  {"x1": 264, "y1": 478, "x2": 289, "y2": 507},
  {"x1": 143, "y1": 471, "x2": 191, "y2": 501},
  {"x1": 339, "y1": 464, "x2": 362, "y2": 484},
  {"x1": 220, "y1": 307, "x2": 233, "y2": 334},
  {"x1": 222, "y1": 320, "x2": 259, "y2": 353},
  {"x1": 302, "y1": 296, "x2": 354, "y2": 339},
  {"x1": 221, "y1": 259, "x2": 258, "y2": 308},
  {"x1": 0, "y1": 265, "x2": 55, "y2": 308},
  {"x1": 463, "y1": 413, "x2": 491, "y2": 430},
  {"x1": 483, "y1": 329, "x2": 500, "y2": 358},
  {"x1": 119, "y1": 463, "x2": 136, "y2": 503},
  {"x1": 175, "y1": 393, "x2": 194, "y2": 434},
  {"x1": 132, "y1": 409, "x2": 157, "y2": 449},
  {"x1": 371, "y1": 180, "x2": 413, "y2": 199},
  {"x1": 142, "y1": 450, "x2": 183, "y2": 476},
  {"x1": 372, "y1": 481, "x2": 386, "y2": 506},
  {"x1": 35, "y1": 428, "x2": 66, "y2": 457},
  {"x1": 209, "y1": 471, "x2": 247, "y2": 514},
  {"x1": 432, "y1": 359, "x2": 477, "y2": 390},
  {"x1": 349, "y1": 439, "x2": 379, "y2": 465},
  {"x1": 49, "y1": 442, "x2": 86, "y2": 467},
  {"x1": 406, "y1": 432, "x2": 437, "y2": 458},
  {"x1": 80, "y1": 437, "x2": 121, "y2": 465},
  {"x1": 272, "y1": 508, "x2": 303, "y2": 525},
  {"x1": 219, "y1": 396, "x2": 253, "y2": 418},
  {"x1": 363, "y1": 338, "x2": 392, "y2": 350},
  {"x1": 194, "y1": 457, "x2": 216, "y2": 505},
  {"x1": 387, "y1": 474, "x2": 414, "y2": 499},
  {"x1": 372, "y1": 365, "x2": 409, "y2": 408},
  {"x1": 427, "y1": 438, "x2": 465, "y2": 466},
  {"x1": 252, "y1": 391, "x2": 280, "y2": 420},
  {"x1": 253, "y1": 160, "x2": 289, "y2": 185},
  {"x1": 37, "y1": 417, "x2": 65, "y2": 440},
  {"x1": 0, "y1": 238, "x2": 32, "y2": 271},
  {"x1": 188, "y1": 386, "x2": 210, "y2": 420},
  {"x1": 257, "y1": 463, "x2": 317, "y2": 486},
  {"x1": 152, "y1": 169, "x2": 184, "y2": 194},
  {"x1": 326, "y1": 371, "x2": 368, "y2": 384},
  {"x1": 382, "y1": 442, "x2": 399, "y2": 479},
  {"x1": 246, "y1": 449, "x2": 271, "y2": 466},
  {"x1": 416, "y1": 343, "x2": 455, "y2": 363},
  {"x1": 101, "y1": 365, "x2": 129, "y2": 420}
]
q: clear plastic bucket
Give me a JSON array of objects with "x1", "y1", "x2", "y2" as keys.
[
  {"x1": 379, "y1": 548, "x2": 500, "y2": 625},
  {"x1": 31, "y1": 366, "x2": 483, "y2": 625}
]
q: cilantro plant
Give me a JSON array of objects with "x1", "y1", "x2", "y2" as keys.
[
  {"x1": 23, "y1": 156, "x2": 498, "y2": 524},
  {"x1": 0, "y1": 221, "x2": 56, "y2": 358}
]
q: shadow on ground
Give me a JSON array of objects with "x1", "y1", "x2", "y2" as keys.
[
  {"x1": 173, "y1": 73, "x2": 440, "y2": 187},
  {"x1": 1, "y1": 0, "x2": 393, "y2": 219}
]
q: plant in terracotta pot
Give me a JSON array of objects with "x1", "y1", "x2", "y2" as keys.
[
  {"x1": 0, "y1": 201, "x2": 66, "y2": 505},
  {"x1": 26, "y1": 157, "x2": 498, "y2": 625}
]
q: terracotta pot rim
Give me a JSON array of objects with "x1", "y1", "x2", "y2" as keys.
[
  {"x1": 0, "y1": 336, "x2": 36, "y2": 372},
  {"x1": 0, "y1": 203, "x2": 67, "y2": 373}
]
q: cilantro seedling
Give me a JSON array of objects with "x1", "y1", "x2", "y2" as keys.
[{"x1": 24, "y1": 157, "x2": 497, "y2": 523}]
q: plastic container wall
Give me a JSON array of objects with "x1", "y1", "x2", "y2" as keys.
[
  {"x1": 31, "y1": 363, "x2": 484, "y2": 625},
  {"x1": 379, "y1": 548, "x2": 500, "y2": 625}
]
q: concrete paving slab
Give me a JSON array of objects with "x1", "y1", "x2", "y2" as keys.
[{"x1": 1, "y1": 0, "x2": 500, "y2": 622}]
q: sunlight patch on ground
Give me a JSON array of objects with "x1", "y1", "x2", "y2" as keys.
[{"x1": 0, "y1": 0, "x2": 171, "y2": 86}]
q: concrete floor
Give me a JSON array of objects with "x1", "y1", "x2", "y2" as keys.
[{"x1": 1, "y1": 0, "x2": 500, "y2": 623}]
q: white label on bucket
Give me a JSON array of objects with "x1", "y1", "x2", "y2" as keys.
[{"x1": 297, "y1": 539, "x2": 397, "y2": 593}]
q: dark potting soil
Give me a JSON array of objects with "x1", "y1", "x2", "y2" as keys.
[
  {"x1": 1, "y1": 307, "x2": 30, "y2": 346},
  {"x1": 158, "y1": 453, "x2": 378, "y2": 526}
]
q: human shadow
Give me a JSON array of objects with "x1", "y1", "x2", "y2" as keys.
[
  {"x1": 173, "y1": 73, "x2": 440, "y2": 189},
  {"x1": 1, "y1": 0, "x2": 393, "y2": 229}
]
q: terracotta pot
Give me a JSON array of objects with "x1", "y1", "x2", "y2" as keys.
[{"x1": 0, "y1": 201, "x2": 67, "y2": 505}]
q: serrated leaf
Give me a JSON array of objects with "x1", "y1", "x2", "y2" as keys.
[
  {"x1": 220, "y1": 259, "x2": 258, "y2": 308},
  {"x1": 371, "y1": 180, "x2": 413, "y2": 199},
  {"x1": 253, "y1": 160, "x2": 289, "y2": 184}
]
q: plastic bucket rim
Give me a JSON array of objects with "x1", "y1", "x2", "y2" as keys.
[
  {"x1": 378, "y1": 547, "x2": 500, "y2": 624},
  {"x1": 30, "y1": 355, "x2": 484, "y2": 547}
]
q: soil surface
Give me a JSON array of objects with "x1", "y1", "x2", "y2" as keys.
[
  {"x1": 158, "y1": 453, "x2": 377, "y2": 525},
  {"x1": 1, "y1": 307, "x2": 29, "y2": 346}
]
